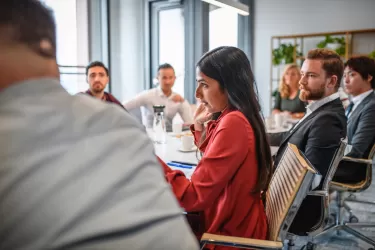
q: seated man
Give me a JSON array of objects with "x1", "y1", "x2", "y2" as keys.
[
  {"x1": 334, "y1": 56, "x2": 375, "y2": 183},
  {"x1": 82, "y1": 61, "x2": 127, "y2": 110},
  {"x1": 0, "y1": 1, "x2": 198, "y2": 249},
  {"x1": 124, "y1": 63, "x2": 193, "y2": 131},
  {"x1": 270, "y1": 48, "x2": 347, "y2": 235}
]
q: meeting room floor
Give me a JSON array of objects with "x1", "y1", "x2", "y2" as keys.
[{"x1": 293, "y1": 171, "x2": 375, "y2": 250}]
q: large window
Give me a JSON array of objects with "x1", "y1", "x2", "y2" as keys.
[
  {"x1": 41, "y1": 0, "x2": 89, "y2": 94},
  {"x1": 209, "y1": 5, "x2": 239, "y2": 50},
  {"x1": 158, "y1": 8, "x2": 185, "y2": 96}
]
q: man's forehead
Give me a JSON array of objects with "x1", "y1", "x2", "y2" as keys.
[
  {"x1": 301, "y1": 59, "x2": 322, "y2": 72},
  {"x1": 159, "y1": 68, "x2": 175, "y2": 76},
  {"x1": 344, "y1": 66, "x2": 353, "y2": 73},
  {"x1": 89, "y1": 66, "x2": 106, "y2": 74}
]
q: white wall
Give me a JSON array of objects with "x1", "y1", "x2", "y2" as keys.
[
  {"x1": 109, "y1": 0, "x2": 146, "y2": 102},
  {"x1": 253, "y1": 0, "x2": 375, "y2": 115}
]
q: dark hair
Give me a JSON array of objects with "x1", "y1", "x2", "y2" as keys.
[
  {"x1": 345, "y1": 56, "x2": 375, "y2": 88},
  {"x1": 157, "y1": 63, "x2": 175, "y2": 74},
  {"x1": 86, "y1": 61, "x2": 109, "y2": 76},
  {"x1": 306, "y1": 48, "x2": 344, "y2": 89},
  {"x1": 196, "y1": 46, "x2": 272, "y2": 193},
  {"x1": 0, "y1": 0, "x2": 56, "y2": 58}
]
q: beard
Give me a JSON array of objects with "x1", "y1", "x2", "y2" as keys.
[
  {"x1": 299, "y1": 83, "x2": 325, "y2": 102},
  {"x1": 91, "y1": 83, "x2": 105, "y2": 94}
]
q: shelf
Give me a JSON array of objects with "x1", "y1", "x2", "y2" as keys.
[
  {"x1": 269, "y1": 28, "x2": 375, "y2": 113},
  {"x1": 272, "y1": 28, "x2": 375, "y2": 39}
]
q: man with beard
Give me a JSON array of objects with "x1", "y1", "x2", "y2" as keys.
[
  {"x1": 83, "y1": 61, "x2": 126, "y2": 110},
  {"x1": 269, "y1": 48, "x2": 347, "y2": 235}
]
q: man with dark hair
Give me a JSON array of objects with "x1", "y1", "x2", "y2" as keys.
[
  {"x1": 124, "y1": 63, "x2": 193, "y2": 131},
  {"x1": 82, "y1": 61, "x2": 126, "y2": 110},
  {"x1": 0, "y1": 1, "x2": 198, "y2": 249},
  {"x1": 270, "y1": 48, "x2": 347, "y2": 235},
  {"x1": 334, "y1": 56, "x2": 375, "y2": 182}
]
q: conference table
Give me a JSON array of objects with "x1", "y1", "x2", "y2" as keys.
[{"x1": 147, "y1": 129, "x2": 280, "y2": 179}]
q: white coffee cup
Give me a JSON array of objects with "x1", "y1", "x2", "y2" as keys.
[
  {"x1": 265, "y1": 116, "x2": 273, "y2": 130},
  {"x1": 172, "y1": 123, "x2": 183, "y2": 134},
  {"x1": 274, "y1": 113, "x2": 284, "y2": 128},
  {"x1": 181, "y1": 135, "x2": 194, "y2": 150}
]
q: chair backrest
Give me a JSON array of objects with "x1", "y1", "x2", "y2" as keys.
[
  {"x1": 321, "y1": 138, "x2": 347, "y2": 191},
  {"x1": 266, "y1": 143, "x2": 318, "y2": 241},
  {"x1": 301, "y1": 139, "x2": 347, "y2": 236},
  {"x1": 356, "y1": 143, "x2": 375, "y2": 190}
]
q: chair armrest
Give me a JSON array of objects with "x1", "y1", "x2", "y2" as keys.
[
  {"x1": 342, "y1": 156, "x2": 372, "y2": 165},
  {"x1": 200, "y1": 233, "x2": 283, "y2": 249},
  {"x1": 307, "y1": 190, "x2": 328, "y2": 196}
]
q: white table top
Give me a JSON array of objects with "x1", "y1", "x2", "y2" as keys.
[
  {"x1": 147, "y1": 130, "x2": 279, "y2": 178},
  {"x1": 267, "y1": 124, "x2": 293, "y2": 134}
]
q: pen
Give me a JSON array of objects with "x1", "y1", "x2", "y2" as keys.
[
  {"x1": 167, "y1": 162, "x2": 193, "y2": 169},
  {"x1": 170, "y1": 160, "x2": 196, "y2": 166}
]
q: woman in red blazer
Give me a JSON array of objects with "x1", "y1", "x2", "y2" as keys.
[{"x1": 160, "y1": 47, "x2": 273, "y2": 250}]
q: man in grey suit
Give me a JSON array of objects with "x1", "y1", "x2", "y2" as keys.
[
  {"x1": 0, "y1": 1, "x2": 198, "y2": 249},
  {"x1": 334, "y1": 56, "x2": 375, "y2": 183},
  {"x1": 270, "y1": 48, "x2": 347, "y2": 235}
]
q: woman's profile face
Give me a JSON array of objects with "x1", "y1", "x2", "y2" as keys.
[
  {"x1": 284, "y1": 68, "x2": 300, "y2": 88},
  {"x1": 195, "y1": 68, "x2": 228, "y2": 113}
]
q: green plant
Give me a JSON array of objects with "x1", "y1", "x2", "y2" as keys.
[
  {"x1": 369, "y1": 50, "x2": 375, "y2": 59},
  {"x1": 272, "y1": 43, "x2": 302, "y2": 66},
  {"x1": 316, "y1": 35, "x2": 346, "y2": 56}
]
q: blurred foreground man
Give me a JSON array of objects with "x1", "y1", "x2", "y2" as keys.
[{"x1": 0, "y1": 1, "x2": 198, "y2": 249}]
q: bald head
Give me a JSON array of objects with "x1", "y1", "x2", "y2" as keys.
[{"x1": 0, "y1": 0, "x2": 59, "y2": 90}]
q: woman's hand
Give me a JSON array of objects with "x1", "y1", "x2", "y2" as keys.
[{"x1": 193, "y1": 103, "x2": 212, "y2": 131}]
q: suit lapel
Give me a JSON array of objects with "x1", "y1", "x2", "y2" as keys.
[
  {"x1": 279, "y1": 98, "x2": 340, "y2": 147},
  {"x1": 348, "y1": 92, "x2": 374, "y2": 124}
]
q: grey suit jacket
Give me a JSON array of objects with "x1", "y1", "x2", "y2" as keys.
[
  {"x1": 272, "y1": 98, "x2": 347, "y2": 180},
  {"x1": 347, "y1": 91, "x2": 375, "y2": 158},
  {"x1": 0, "y1": 78, "x2": 198, "y2": 250}
]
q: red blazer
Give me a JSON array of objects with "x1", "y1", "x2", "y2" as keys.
[{"x1": 161, "y1": 109, "x2": 268, "y2": 250}]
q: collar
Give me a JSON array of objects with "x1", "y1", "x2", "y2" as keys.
[
  {"x1": 351, "y1": 89, "x2": 374, "y2": 106},
  {"x1": 157, "y1": 87, "x2": 174, "y2": 98},
  {"x1": 0, "y1": 77, "x2": 61, "y2": 104},
  {"x1": 86, "y1": 90, "x2": 107, "y2": 100},
  {"x1": 306, "y1": 92, "x2": 339, "y2": 114},
  {"x1": 207, "y1": 107, "x2": 232, "y2": 126}
]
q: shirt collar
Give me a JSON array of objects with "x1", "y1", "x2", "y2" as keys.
[
  {"x1": 86, "y1": 90, "x2": 108, "y2": 101},
  {"x1": 351, "y1": 89, "x2": 374, "y2": 106},
  {"x1": 306, "y1": 92, "x2": 340, "y2": 114},
  {"x1": 156, "y1": 87, "x2": 174, "y2": 98}
]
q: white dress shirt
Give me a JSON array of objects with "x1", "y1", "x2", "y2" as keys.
[
  {"x1": 124, "y1": 88, "x2": 193, "y2": 129},
  {"x1": 347, "y1": 89, "x2": 374, "y2": 118}
]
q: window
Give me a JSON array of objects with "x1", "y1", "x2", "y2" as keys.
[
  {"x1": 41, "y1": 0, "x2": 89, "y2": 94},
  {"x1": 209, "y1": 5, "x2": 239, "y2": 50},
  {"x1": 158, "y1": 8, "x2": 185, "y2": 97}
]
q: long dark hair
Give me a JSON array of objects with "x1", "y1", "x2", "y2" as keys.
[{"x1": 196, "y1": 46, "x2": 272, "y2": 193}]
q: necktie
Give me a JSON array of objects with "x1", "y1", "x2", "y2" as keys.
[{"x1": 345, "y1": 101, "x2": 354, "y2": 117}]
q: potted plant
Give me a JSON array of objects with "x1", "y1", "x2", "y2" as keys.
[
  {"x1": 272, "y1": 43, "x2": 302, "y2": 66},
  {"x1": 369, "y1": 50, "x2": 375, "y2": 59},
  {"x1": 316, "y1": 35, "x2": 346, "y2": 56}
]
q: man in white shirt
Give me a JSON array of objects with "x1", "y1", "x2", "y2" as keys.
[
  {"x1": 0, "y1": 1, "x2": 198, "y2": 249},
  {"x1": 124, "y1": 63, "x2": 193, "y2": 131},
  {"x1": 334, "y1": 56, "x2": 375, "y2": 183}
]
